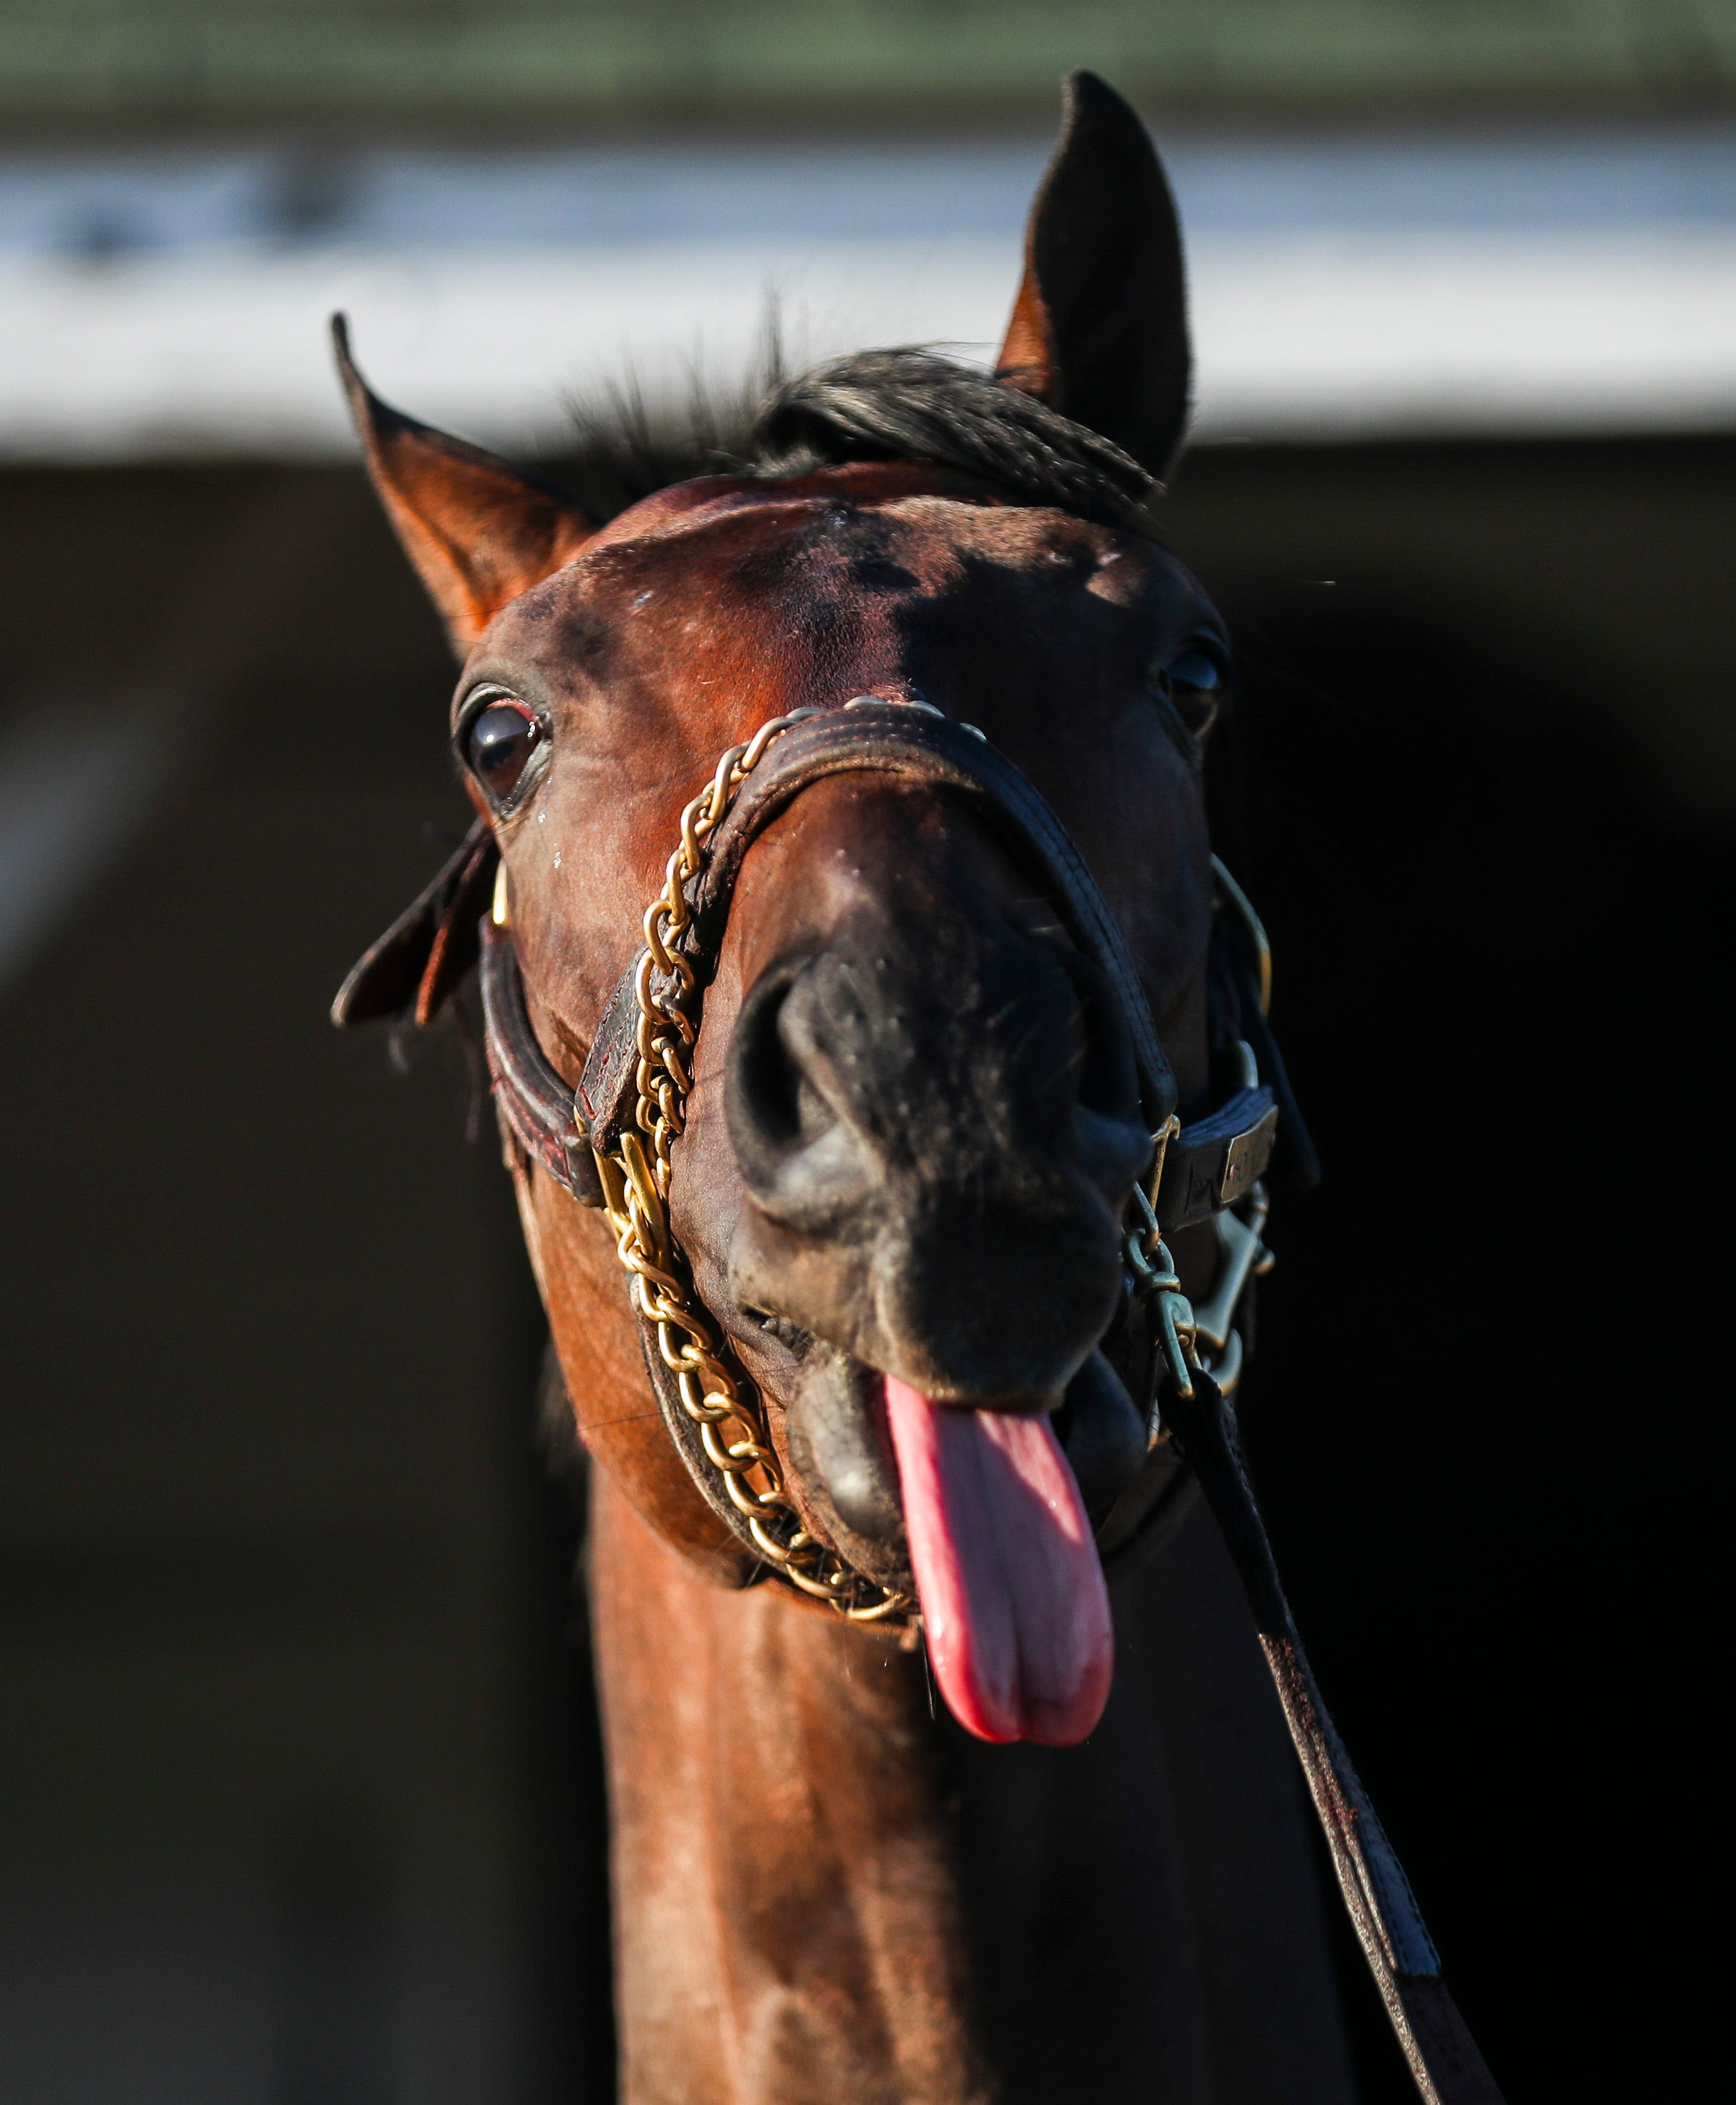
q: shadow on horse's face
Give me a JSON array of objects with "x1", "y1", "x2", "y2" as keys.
[{"x1": 463, "y1": 466, "x2": 1219, "y2": 1579}]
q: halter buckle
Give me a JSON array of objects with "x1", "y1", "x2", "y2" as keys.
[
  {"x1": 1126, "y1": 1160, "x2": 1272, "y2": 1424},
  {"x1": 1124, "y1": 1173, "x2": 1199, "y2": 1404},
  {"x1": 1191, "y1": 1185, "x2": 1272, "y2": 1359}
]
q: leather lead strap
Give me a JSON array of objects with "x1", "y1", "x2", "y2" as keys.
[{"x1": 1163, "y1": 1369, "x2": 1505, "y2": 2105}]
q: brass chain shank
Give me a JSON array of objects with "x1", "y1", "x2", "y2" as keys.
[{"x1": 590, "y1": 707, "x2": 917, "y2": 1628}]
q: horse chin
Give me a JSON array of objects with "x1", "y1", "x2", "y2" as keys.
[{"x1": 774, "y1": 1329, "x2": 1148, "y2": 1598}]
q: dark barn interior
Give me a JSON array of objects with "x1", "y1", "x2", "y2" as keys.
[{"x1": 0, "y1": 432, "x2": 1723, "y2": 2101}]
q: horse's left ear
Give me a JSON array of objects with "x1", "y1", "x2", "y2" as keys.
[
  {"x1": 332, "y1": 315, "x2": 595, "y2": 654},
  {"x1": 996, "y1": 71, "x2": 1191, "y2": 483}
]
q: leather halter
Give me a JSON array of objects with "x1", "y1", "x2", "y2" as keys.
[
  {"x1": 335, "y1": 698, "x2": 1501, "y2": 2105},
  {"x1": 476, "y1": 702, "x2": 1284, "y2": 1238}
]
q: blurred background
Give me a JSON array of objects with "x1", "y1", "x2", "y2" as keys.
[{"x1": 1, "y1": 5, "x2": 1728, "y2": 2101}]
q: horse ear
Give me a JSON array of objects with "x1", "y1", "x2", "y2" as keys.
[
  {"x1": 995, "y1": 71, "x2": 1191, "y2": 483},
  {"x1": 331, "y1": 315, "x2": 595, "y2": 654}
]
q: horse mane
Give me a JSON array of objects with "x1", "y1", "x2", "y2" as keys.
[{"x1": 557, "y1": 343, "x2": 1159, "y2": 534}]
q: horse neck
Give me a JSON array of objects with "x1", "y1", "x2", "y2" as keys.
[
  {"x1": 523, "y1": 1153, "x2": 1350, "y2": 2104},
  {"x1": 587, "y1": 1468, "x2": 993, "y2": 2105}
]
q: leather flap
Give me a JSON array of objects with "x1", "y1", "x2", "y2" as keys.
[{"x1": 331, "y1": 818, "x2": 498, "y2": 1029}]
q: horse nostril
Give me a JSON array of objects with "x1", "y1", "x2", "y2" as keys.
[
  {"x1": 1060, "y1": 945, "x2": 1140, "y2": 1125},
  {"x1": 729, "y1": 964, "x2": 804, "y2": 1158},
  {"x1": 726, "y1": 958, "x2": 863, "y2": 1215},
  {"x1": 998, "y1": 902, "x2": 1140, "y2": 1131},
  {"x1": 1035, "y1": 941, "x2": 1153, "y2": 1206}
]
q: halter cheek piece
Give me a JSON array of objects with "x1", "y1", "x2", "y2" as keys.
[{"x1": 335, "y1": 698, "x2": 1500, "y2": 2105}]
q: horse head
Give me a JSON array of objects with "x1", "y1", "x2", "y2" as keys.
[
  {"x1": 328, "y1": 80, "x2": 1509, "y2": 2104},
  {"x1": 336, "y1": 74, "x2": 1239, "y2": 1749}
]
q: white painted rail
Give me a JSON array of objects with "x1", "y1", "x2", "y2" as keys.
[{"x1": 1, "y1": 129, "x2": 1732, "y2": 458}]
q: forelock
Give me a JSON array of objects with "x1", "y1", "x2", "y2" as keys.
[
  {"x1": 560, "y1": 345, "x2": 1161, "y2": 535},
  {"x1": 749, "y1": 349, "x2": 1158, "y2": 533}
]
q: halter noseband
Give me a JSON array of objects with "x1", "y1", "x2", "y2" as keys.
[{"x1": 486, "y1": 704, "x2": 1284, "y2": 1228}]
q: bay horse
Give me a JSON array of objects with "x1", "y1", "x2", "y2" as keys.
[{"x1": 333, "y1": 73, "x2": 1502, "y2": 2105}]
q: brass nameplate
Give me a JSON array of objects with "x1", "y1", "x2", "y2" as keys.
[{"x1": 1220, "y1": 1104, "x2": 1279, "y2": 1206}]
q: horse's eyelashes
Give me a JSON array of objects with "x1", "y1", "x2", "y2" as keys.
[{"x1": 464, "y1": 698, "x2": 544, "y2": 806}]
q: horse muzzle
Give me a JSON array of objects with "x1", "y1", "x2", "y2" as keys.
[{"x1": 722, "y1": 890, "x2": 1153, "y2": 1407}]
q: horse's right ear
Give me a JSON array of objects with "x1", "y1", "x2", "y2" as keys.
[
  {"x1": 332, "y1": 315, "x2": 594, "y2": 654},
  {"x1": 996, "y1": 72, "x2": 1191, "y2": 483}
]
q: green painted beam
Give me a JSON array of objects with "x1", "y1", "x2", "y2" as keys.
[{"x1": 2, "y1": 1, "x2": 1733, "y2": 126}]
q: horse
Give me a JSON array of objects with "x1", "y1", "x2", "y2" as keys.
[{"x1": 331, "y1": 72, "x2": 1501, "y2": 2105}]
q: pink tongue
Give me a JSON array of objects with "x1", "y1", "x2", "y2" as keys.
[{"x1": 883, "y1": 1376, "x2": 1113, "y2": 1746}]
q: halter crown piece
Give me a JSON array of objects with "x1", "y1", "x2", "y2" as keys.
[{"x1": 335, "y1": 695, "x2": 1504, "y2": 2105}]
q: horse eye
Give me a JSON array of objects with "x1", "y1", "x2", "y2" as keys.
[
  {"x1": 1165, "y1": 645, "x2": 1225, "y2": 735},
  {"x1": 465, "y1": 699, "x2": 542, "y2": 802}
]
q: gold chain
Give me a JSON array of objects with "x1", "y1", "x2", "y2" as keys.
[{"x1": 591, "y1": 707, "x2": 917, "y2": 1629}]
